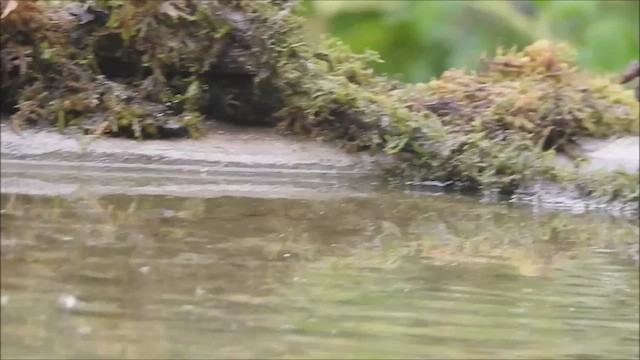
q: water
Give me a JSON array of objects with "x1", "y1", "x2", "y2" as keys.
[{"x1": 1, "y1": 192, "x2": 638, "y2": 359}]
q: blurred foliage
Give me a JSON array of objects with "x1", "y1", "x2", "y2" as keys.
[{"x1": 298, "y1": 0, "x2": 640, "y2": 82}]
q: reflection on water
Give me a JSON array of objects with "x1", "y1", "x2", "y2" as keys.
[{"x1": 1, "y1": 193, "x2": 638, "y2": 359}]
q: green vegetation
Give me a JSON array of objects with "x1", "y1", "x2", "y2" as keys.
[
  {"x1": 300, "y1": 0, "x2": 640, "y2": 82},
  {"x1": 0, "y1": 0, "x2": 638, "y2": 209}
]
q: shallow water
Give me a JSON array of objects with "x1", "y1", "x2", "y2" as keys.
[{"x1": 1, "y1": 192, "x2": 638, "y2": 359}]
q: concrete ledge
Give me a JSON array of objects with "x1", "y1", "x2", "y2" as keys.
[
  {"x1": 1, "y1": 124, "x2": 638, "y2": 211},
  {"x1": 0, "y1": 124, "x2": 378, "y2": 200},
  {"x1": 578, "y1": 136, "x2": 639, "y2": 173},
  {"x1": 0, "y1": 124, "x2": 375, "y2": 174},
  {"x1": 554, "y1": 136, "x2": 640, "y2": 174}
]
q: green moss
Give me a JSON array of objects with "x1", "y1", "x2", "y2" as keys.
[
  {"x1": 1, "y1": 1, "x2": 637, "y2": 210},
  {"x1": 270, "y1": 34, "x2": 638, "y2": 207}
]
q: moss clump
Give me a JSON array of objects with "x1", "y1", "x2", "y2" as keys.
[
  {"x1": 377, "y1": 40, "x2": 639, "y2": 195},
  {"x1": 1, "y1": 1, "x2": 638, "y2": 209},
  {"x1": 1, "y1": 0, "x2": 298, "y2": 137},
  {"x1": 271, "y1": 36, "x2": 638, "y2": 204}
]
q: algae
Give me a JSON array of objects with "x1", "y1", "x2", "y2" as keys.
[{"x1": 1, "y1": 0, "x2": 638, "y2": 210}]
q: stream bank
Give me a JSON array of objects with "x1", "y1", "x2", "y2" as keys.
[
  {"x1": 1, "y1": 1, "x2": 638, "y2": 211},
  {"x1": 2, "y1": 123, "x2": 638, "y2": 216}
]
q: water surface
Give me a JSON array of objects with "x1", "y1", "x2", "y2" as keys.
[{"x1": 1, "y1": 192, "x2": 638, "y2": 359}]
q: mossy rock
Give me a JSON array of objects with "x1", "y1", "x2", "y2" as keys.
[{"x1": 1, "y1": 0, "x2": 637, "y2": 209}]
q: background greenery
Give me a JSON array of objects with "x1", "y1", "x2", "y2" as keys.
[{"x1": 298, "y1": 0, "x2": 640, "y2": 83}]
